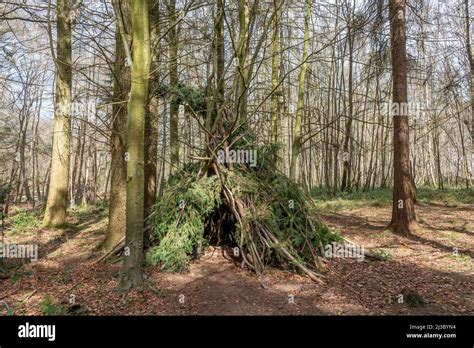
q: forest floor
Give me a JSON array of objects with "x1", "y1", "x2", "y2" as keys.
[{"x1": 0, "y1": 190, "x2": 473, "y2": 315}]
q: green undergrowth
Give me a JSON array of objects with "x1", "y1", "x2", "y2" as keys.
[
  {"x1": 146, "y1": 172, "x2": 222, "y2": 271},
  {"x1": 311, "y1": 187, "x2": 474, "y2": 211},
  {"x1": 7, "y1": 209, "x2": 41, "y2": 234},
  {"x1": 40, "y1": 295, "x2": 66, "y2": 316}
]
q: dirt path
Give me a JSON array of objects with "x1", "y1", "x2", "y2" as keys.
[{"x1": 1, "y1": 203, "x2": 472, "y2": 315}]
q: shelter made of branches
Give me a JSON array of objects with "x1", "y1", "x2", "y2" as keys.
[{"x1": 146, "y1": 113, "x2": 341, "y2": 280}]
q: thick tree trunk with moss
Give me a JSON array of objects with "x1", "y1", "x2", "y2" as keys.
[
  {"x1": 43, "y1": 0, "x2": 72, "y2": 227},
  {"x1": 289, "y1": 0, "x2": 310, "y2": 181},
  {"x1": 105, "y1": 0, "x2": 131, "y2": 250},
  {"x1": 168, "y1": 0, "x2": 180, "y2": 174},
  {"x1": 120, "y1": 0, "x2": 151, "y2": 289},
  {"x1": 389, "y1": 0, "x2": 416, "y2": 234}
]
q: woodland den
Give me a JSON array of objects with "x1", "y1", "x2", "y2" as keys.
[{"x1": 0, "y1": 0, "x2": 473, "y2": 341}]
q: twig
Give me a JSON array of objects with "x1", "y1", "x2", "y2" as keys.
[
  {"x1": 262, "y1": 227, "x2": 324, "y2": 283},
  {"x1": 96, "y1": 236, "x2": 125, "y2": 264}
]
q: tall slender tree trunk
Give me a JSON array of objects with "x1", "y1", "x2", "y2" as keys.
[
  {"x1": 464, "y1": 0, "x2": 473, "y2": 182},
  {"x1": 19, "y1": 111, "x2": 33, "y2": 204},
  {"x1": 168, "y1": 0, "x2": 180, "y2": 174},
  {"x1": 144, "y1": 110, "x2": 157, "y2": 220},
  {"x1": 289, "y1": 0, "x2": 311, "y2": 181},
  {"x1": 105, "y1": 0, "x2": 131, "y2": 250},
  {"x1": 145, "y1": 0, "x2": 161, "y2": 238},
  {"x1": 120, "y1": 0, "x2": 151, "y2": 290},
  {"x1": 389, "y1": 0, "x2": 416, "y2": 234},
  {"x1": 75, "y1": 119, "x2": 86, "y2": 201},
  {"x1": 206, "y1": 0, "x2": 225, "y2": 136},
  {"x1": 44, "y1": 0, "x2": 72, "y2": 227},
  {"x1": 271, "y1": 0, "x2": 282, "y2": 148},
  {"x1": 216, "y1": 0, "x2": 225, "y2": 113},
  {"x1": 341, "y1": 12, "x2": 354, "y2": 192},
  {"x1": 236, "y1": 0, "x2": 250, "y2": 123}
]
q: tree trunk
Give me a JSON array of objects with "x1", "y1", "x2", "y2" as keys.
[
  {"x1": 120, "y1": 0, "x2": 151, "y2": 290},
  {"x1": 168, "y1": 0, "x2": 180, "y2": 174},
  {"x1": 389, "y1": 0, "x2": 416, "y2": 234},
  {"x1": 236, "y1": 0, "x2": 250, "y2": 123},
  {"x1": 289, "y1": 0, "x2": 310, "y2": 181},
  {"x1": 270, "y1": 0, "x2": 282, "y2": 149},
  {"x1": 105, "y1": 0, "x2": 130, "y2": 250},
  {"x1": 144, "y1": 0, "x2": 160, "y2": 238},
  {"x1": 341, "y1": 14, "x2": 353, "y2": 192},
  {"x1": 216, "y1": 0, "x2": 225, "y2": 115},
  {"x1": 464, "y1": 0, "x2": 473, "y2": 182},
  {"x1": 43, "y1": 0, "x2": 72, "y2": 227}
]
